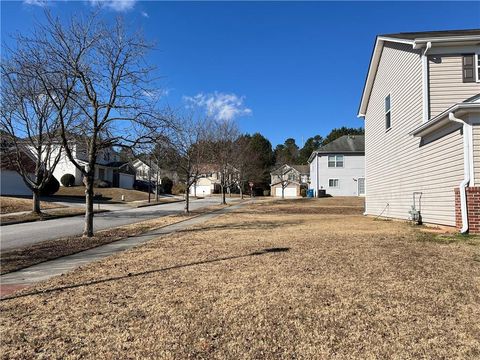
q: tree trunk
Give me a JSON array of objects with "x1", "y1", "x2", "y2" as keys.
[
  {"x1": 222, "y1": 185, "x2": 226, "y2": 205},
  {"x1": 240, "y1": 186, "x2": 243, "y2": 200},
  {"x1": 32, "y1": 190, "x2": 41, "y2": 214},
  {"x1": 185, "y1": 188, "x2": 190, "y2": 214},
  {"x1": 84, "y1": 175, "x2": 94, "y2": 237}
]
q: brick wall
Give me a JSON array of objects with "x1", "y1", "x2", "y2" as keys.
[{"x1": 455, "y1": 187, "x2": 480, "y2": 234}]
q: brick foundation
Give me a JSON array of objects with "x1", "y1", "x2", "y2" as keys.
[{"x1": 455, "y1": 187, "x2": 480, "y2": 234}]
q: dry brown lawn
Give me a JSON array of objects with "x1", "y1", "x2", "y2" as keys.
[
  {"x1": 0, "y1": 207, "x2": 91, "y2": 226},
  {"x1": 55, "y1": 186, "x2": 150, "y2": 202},
  {"x1": 1, "y1": 198, "x2": 479, "y2": 359},
  {"x1": 0, "y1": 196, "x2": 62, "y2": 214}
]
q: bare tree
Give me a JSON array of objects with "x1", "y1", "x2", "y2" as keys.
[
  {"x1": 0, "y1": 57, "x2": 73, "y2": 213},
  {"x1": 17, "y1": 11, "x2": 166, "y2": 236},
  {"x1": 167, "y1": 113, "x2": 211, "y2": 213},
  {"x1": 210, "y1": 120, "x2": 240, "y2": 205}
]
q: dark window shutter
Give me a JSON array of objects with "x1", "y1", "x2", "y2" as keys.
[{"x1": 462, "y1": 54, "x2": 475, "y2": 83}]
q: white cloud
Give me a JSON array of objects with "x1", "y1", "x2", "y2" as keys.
[
  {"x1": 142, "y1": 88, "x2": 170, "y2": 100},
  {"x1": 88, "y1": 0, "x2": 136, "y2": 12},
  {"x1": 183, "y1": 92, "x2": 252, "y2": 121},
  {"x1": 23, "y1": 0, "x2": 48, "y2": 7},
  {"x1": 140, "y1": 10, "x2": 149, "y2": 18}
]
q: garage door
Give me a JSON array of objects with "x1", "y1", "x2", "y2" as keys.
[
  {"x1": 190, "y1": 185, "x2": 211, "y2": 196},
  {"x1": 275, "y1": 187, "x2": 297, "y2": 197}
]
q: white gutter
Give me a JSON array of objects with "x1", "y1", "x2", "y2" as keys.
[
  {"x1": 449, "y1": 112, "x2": 472, "y2": 233},
  {"x1": 421, "y1": 42, "x2": 432, "y2": 123}
]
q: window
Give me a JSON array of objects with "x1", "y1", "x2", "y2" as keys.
[
  {"x1": 385, "y1": 94, "x2": 391, "y2": 130},
  {"x1": 288, "y1": 173, "x2": 296, "y2": 181},
  {"x1": 329, "y1": 179, "x2": 339, "y2": 188},
  {"x1": 477, "y1": 54, "x2": 480, "y2": 82},
  {"x1": 462, "y1": 54, "x2": 476, "y2": 83},
  {"x1": 328, "y1": 155, "x2": 344, "y2": 168}
]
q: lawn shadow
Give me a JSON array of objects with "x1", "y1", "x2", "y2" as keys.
[{"x1": 1, "y1": 247, "x2": 290, "y2": 301}]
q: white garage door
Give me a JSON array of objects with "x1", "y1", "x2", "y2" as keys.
[
  {"x1": 275, "y1": 187, "x2": 297, "y2": 197},
  {"x1": 190, "y1": 185, "x2": 211, "y2": 196}
]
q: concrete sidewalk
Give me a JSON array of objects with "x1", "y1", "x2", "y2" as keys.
[{"x1": 0, "y1": 201, "x2": 250, "y2": 298}]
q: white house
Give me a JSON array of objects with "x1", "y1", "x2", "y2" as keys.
[
  {"x1": 189, "y1": 164, "x2": 239, "y2": 196},
  {"x1": 46, "y1": 141, "x2": 134, "y2": 189},
  {"x1": 358, "y1": 29, "x2": 480, "y2": 233},
  {"x1": 0, "y1": 148, "x2": 35, "y2": 196},
  {"x1": 308, "y1": 135, "x2": 365, "y2": 197},
  {"x1": 131, "y1": 158, "x2": 179, "y2": 185}
]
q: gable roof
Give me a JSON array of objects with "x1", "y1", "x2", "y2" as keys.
[
  {"x1": 358, "y1": 29, "x2": 480, "y2": 117},
  {"x1": 271, "y1": 164, "x2": 309, "y2": 176},
  {"x1": 308, "y1": 135, "x2": 364, "y2": 162}
]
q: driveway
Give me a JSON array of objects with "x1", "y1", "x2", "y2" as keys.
[{"x1": 0, "y1": 197, "x2": 238, "y2": 251}]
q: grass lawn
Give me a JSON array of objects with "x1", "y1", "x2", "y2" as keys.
[
  {"x1": 55, "y1": 186, "x2": 151, "y2": 202},
  {"x1": 0, "y1": 196, "x2": 63, "y2": 214},
  {"x1": 1, "y1": 198, "x2": 479, "y2": 358},
  {"x1": 0, "y1": 207, "x2": 94, "y2": 226},
  {"x1": 0, "y1": 204, "x2": 227, "y2": 275}
]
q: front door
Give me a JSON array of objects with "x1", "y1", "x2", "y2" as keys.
[{"x1": 358, "y1": 178, "x2": 365, "y2": 196}]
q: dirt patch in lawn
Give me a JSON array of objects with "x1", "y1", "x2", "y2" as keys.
[
  {"x1": 0, "y1": 196, "x2": 63, "y2": 214},
  {"x1": 1, "y1": 199, "x2": 479, "y2": 359}
]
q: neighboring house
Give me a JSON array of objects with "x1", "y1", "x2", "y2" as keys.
[
  {"x1": 358, "y1": 29, "x2": 480, "y2": 233},
  {"x1": 0, "y1": 147, "x2": 35, "y2": 196},
  {"x1": 189, "y1": 164, "x2": 239, "y2": 196},
  {"x1": 270, "y1": 164, "x2": 310, "y2": 198},
  {"x1": 46, "y1": 141, "x2": 134, "y2": 189},
  {"x1": 308, "y1": 135, "x2": 365, "y2": 197},
  {"x1": 131, "y1": 158, "x2": 179, "y2": 185}
]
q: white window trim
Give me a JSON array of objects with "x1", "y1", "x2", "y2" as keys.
[
  {"x1": 327, "y1": 154, "x2": 344, "y2": 168},
  {"x1": 385, "y1": 94, "x2": 392, "y2": 130},
  {"x1": 328, "y1": 178, "x2": 339, "y2": 188}
]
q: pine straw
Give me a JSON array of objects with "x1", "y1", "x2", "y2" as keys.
[{"x1": 1, "y1": 199, "x2": 479, "y2": 359}]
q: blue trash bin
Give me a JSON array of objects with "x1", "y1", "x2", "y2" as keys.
[{"x1": 307, "y1": 189, "x2": 314, "y2": 198}]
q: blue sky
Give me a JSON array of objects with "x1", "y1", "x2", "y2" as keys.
[{"x1": 2, "y1": 1, "x2": 479, "y2": 146}]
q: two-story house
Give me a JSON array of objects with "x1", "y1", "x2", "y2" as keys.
[
  {"x1": 358, "y1": 29, "x2": 480, "y2": 233},
  {"x1": 50, "y1": 140, "x2": 135, "y2": 189},
  {"x1": 190, "y1": 164, "x2": 240, "y2": 196},
  {"x1": 270, "y1": 164, "x2": 309, "y2": 197},
  {"x1": 308, "y1": 135, "x2": 365, "y2": 197}
]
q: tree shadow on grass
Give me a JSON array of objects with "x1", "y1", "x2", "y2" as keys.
[{"x1": 1, "y1": 247, "x2": 290, "y2": 301}]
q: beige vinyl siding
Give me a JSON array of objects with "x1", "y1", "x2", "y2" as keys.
[
  {"x1": 429, "y1": 55, "x2": 480, "y2": 118},
  {"x1": 365, "y1": 42, "x2": 464, "y2": 226},
  {"x1": 474, "y1": 124, "x2": 480, "y2": 185}
]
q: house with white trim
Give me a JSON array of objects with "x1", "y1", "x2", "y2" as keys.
[
  {"x1": 270, "y1": 164, "x2": 309, "y2": 198},
  {"x1": 358, "y1": 29, "x2": 480, "y2": 233},
  {"x1": 308, "y1": 135, "x2": 365, "y2": 197}
]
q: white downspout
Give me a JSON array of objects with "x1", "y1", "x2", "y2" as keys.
[
  {"x1": 449, "y1": 112, "x2": 472, "y2": 233},
  {"x1": 421, "y1": 42, "x2": 432, "y2": 123}
]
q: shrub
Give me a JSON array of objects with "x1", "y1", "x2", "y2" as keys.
[
  {"x1": 263, "y1": 189, "x2": 271, "y2": 196},
  {"x1": 300, "y1": 188, "x2": 307, "y2": 197},
  {"x1": 40, "y1": 175, "x2": 60, "y2": 196},
  {"x1": 94, "y1": 179, "x2": 111, "y2": 188},
  {"x1": 161, "y1": 177, "x2": 173, "y2": 194},
  {"x1": 60, "y1": 173, "x2": 75, "y2": 187},
  {"x1": 172, "y1": 183, "x2": 186, "y2": 195}
]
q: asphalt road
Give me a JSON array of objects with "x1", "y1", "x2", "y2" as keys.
[{"x1": 0, "y1": 197, "x2": 237, "y2": 251}]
